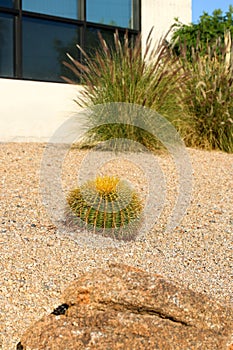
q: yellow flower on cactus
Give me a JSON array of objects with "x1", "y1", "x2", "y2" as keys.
[{"x1": 94, "y1": 176, "x2": 119, "y2": 195}]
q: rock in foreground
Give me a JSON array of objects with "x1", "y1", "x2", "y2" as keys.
[{"x1": 18, "y1": 264, "x2": 233, "y2": 350}]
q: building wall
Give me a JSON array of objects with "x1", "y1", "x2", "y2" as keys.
[
  {"x1": 141, "y1": 0, "x2": 192, "y2": 50},
  {"x1": 0, "y1": 0, "x2": 192, "y2": 142},
  {"x1": 0, "y1": 78, "x2": 83, "y2": 142}
]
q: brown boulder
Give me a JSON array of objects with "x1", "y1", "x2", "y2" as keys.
[{"x1": 18, "y1": 264, "x2": 233, "y2": 350}]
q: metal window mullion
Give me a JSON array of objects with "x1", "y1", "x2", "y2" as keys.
[
  {"x1": 14, "y1": 0, "x2": 22, "y2": 77},
  {"x1": 132, "y1": 0, "x2": 140, "y2": 31},
  {"x1": 80, "y1": 0, "x2": 86, "y2": 67},
  {"x1": 79, "y1": 0, "x2": 85, "y2": 21},
  {"x1": 14, "y1": 15, "x2": 22, "y2": 77}
]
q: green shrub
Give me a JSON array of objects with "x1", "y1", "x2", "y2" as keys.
[
  {"x1": 62, "y1": 26, "x2": 233, "y2": 153},
  {"x1": 66, "y1": 176, "x2": 142, "y2": 241},
  {"x1": 62, "y1": 29, "x2": 187, "y2": 152},
  {"x1": 179, "y1": 32, "x2": 233, "y2": 152},
  {"x1": 170, "y1": 6, "x2": 233, "y2": 61}
]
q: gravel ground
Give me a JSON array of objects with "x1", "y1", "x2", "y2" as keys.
[{"x1": 0, "y1": 142, "x2": 232, "y2": 350}]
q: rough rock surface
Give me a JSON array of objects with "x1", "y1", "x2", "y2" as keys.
[{"x1": 18, "y1": 264, "x2": 233, "y2": 350}]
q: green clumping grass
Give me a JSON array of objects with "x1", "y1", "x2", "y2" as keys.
[
  {"x1": 62, "y1": 29, "x2": 187, "y2": 152},
  {"x1": 63, "y1": 28, "x2": 233, "y2": 153},
  {"x1": 177, "y1": 31, "x2": 233, "y2": 153}
]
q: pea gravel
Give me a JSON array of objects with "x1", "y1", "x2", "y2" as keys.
[{"x1": 0, "y1": 142, "x2": 232, "y2": 350}]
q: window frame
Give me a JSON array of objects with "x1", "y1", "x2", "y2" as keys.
[
  {"x1": 0, "y1": 0, "x2": 141, "y2": 83},
  {"x1": 0, "y1": 11, "x2": 15, "y2": 76}
]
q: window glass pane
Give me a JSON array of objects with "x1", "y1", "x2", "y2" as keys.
[
  {"x1": 22, "y1": 0, "x2": 80, "y2": 20},
  {"x1": 0, "y1": 13, "x2": 14, "y2": 77},
  {"x1": 85, "y1": 27, "x2": 135, "y2": 57},
  {"x1": 87, "y1": 0, "x2": 139, "y2": 29},
  {"x1": 22, "y1": 17, "x2": 80, "y2": 82},
  {"x1": 85, "y1": 27, "x2": 120, "y2": 54},
  {"x1": 0, "y1": 0, "x2": 15, "y2": 8}
]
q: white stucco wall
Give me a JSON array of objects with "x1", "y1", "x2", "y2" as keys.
[
  {"x1": 0, "y1": 0, "x2": 192, "y2": 142},
  {"x1": 141, "y1": 0, "x2": 192, "y2": 52},
  {"x1": 0, "y1": 79, "x2": 83, "y2": 142}
]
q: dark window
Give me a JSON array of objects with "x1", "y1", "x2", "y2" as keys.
[
  {"x1": 0, "y1": 13, "x2": 14, "y2": 76},
  {"x1": 0, "y1": 1, "x2": 140, "y2": 82},
  {"x1": 85, "y1": 26, "x2": 117, "y2": 55},
  {"x1": 86, "y1": 0, "x2": 139, "y2": 29},
  {"x1": 85, "y1": 26, "x2": 135, "y2": 56},
  {"x1": 0, "y1": 0, "x2": 15, "y2": 8},
  {"x1": 22, "y1": 17, "x2": 81, "y2": 81},
  {"x1": 22, "y1": 0, "x2": 81, "y2": 20}
]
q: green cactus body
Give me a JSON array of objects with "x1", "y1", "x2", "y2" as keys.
[{"x1": 66, "y1": 176, "x2": 142, "y2": 241}]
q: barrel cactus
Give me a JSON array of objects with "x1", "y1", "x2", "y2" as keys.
[{"x1": 66, "y1": 175, "x2": 142, "y2": 241}]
